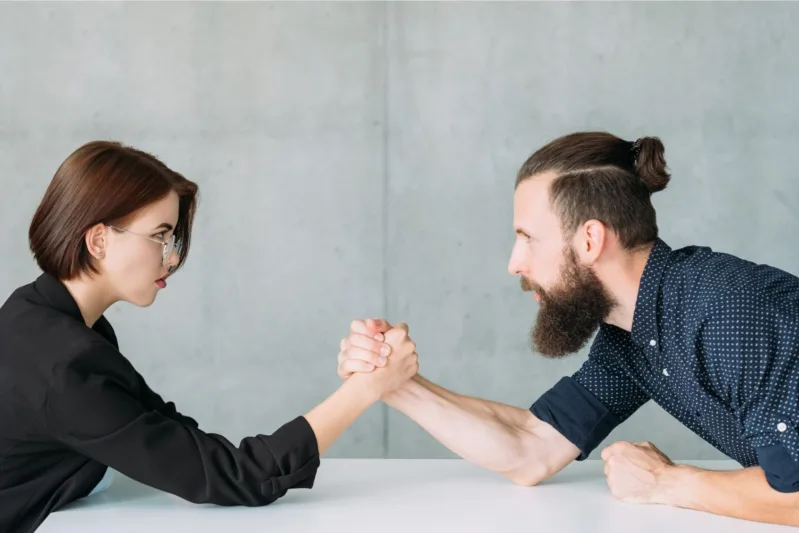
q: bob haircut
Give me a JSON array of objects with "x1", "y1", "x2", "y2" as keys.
[{"x1": 29, "y1": 141, "x2": 199, "y2": 280}]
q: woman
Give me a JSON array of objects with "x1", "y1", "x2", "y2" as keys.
[{"x1": 0, "y1": 141, "x2": 418, "y2": 533}]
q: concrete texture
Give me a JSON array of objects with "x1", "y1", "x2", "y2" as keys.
[{"x1": 1, "y1": 1, "x2": 798, "y2": 461}]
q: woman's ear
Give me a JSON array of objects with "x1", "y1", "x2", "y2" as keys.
[{"x1": 85, "y1": 223, "x2": 107, "y2": 260}]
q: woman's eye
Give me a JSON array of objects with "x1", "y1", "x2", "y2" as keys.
[{"x1": 154, "y1": 232, "x2": 165, "y2": 239}]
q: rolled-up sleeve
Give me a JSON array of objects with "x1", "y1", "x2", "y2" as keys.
[
  {"x1": 754, "y1": 441, "x2": 799, "y2": 493},
  {"x1": 743, "y1": 401, "x2": 799, "y2": 493},
  {"x1": 530, "y1": 331, "x2": 650, "y2": 460},
  {"x1": 45, "y1": 342, "x2": 320, "y2": 506}
]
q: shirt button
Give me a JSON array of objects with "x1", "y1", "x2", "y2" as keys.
[
  {"x1": 649, "y1": 339, "x2": 657, "y2": 346},
  {"x1": 778, "y1": 422, "x2": 788, "y2": 432},
  {"x1": 662, "y1": 368, "x2": 669, "y2": 377}
]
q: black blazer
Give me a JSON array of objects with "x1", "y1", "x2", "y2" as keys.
[{"x1": 0, "y1": 274, "x2": 320, "y2": 533}]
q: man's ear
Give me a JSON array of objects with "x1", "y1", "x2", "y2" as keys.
[{"x1": 577, "y1": 219, "x2": 607, "y2": 265}]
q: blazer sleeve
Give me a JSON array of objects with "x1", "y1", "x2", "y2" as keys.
[
  {"x1": 45, "y1": 341, "x2": 320, "y2": 506},
  {"x1": 134, "y1": 370, "x2": 201, "y2": 429}
]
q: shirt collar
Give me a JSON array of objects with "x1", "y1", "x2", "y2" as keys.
[
  {"x1": 630, "y1": 238, "x2": 672, "y2": 350},
  {"x1": 34, "y1": 273, "x2": 84, "y2": 322},
  {"x1": 33, "y1": 273, "x2": 118, "y2": 347}
]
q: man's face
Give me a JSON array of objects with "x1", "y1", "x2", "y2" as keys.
[{"x1": 508, "y1": 176, "x2": 617, "y2": 358}]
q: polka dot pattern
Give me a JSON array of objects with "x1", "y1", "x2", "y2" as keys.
[{"x1": 574, "y1": 239, "x2": 799, "y2": 470}]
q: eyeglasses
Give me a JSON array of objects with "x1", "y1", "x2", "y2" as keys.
[{"x1": 107, "y1": 225, "x2": 176, "y2": 266}]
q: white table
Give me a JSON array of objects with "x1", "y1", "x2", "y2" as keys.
[{"x1": 40, "y1": 459, "x2": 791, "y2": 532}]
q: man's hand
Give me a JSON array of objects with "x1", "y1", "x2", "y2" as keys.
[
  {"x1": 602, "y1": 441, "x2": 799, "y2": 526},
  {"x1": 601, "y1": 441, "x2": 677, "y2": 505},
  {"x1": 337, "y1": 318, "x2": 396, "y2": 379}
]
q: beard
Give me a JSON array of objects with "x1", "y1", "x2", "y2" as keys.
[{"x1": 521, "y1": 246, "x2": 617, "y2": 358}]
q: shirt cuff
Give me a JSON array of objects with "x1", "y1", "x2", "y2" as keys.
[
  {"x1": 756, "y1": 443, "x2": 799, "y2": 493},
  {"x1": 259, "y1": 416, "x2": 321, "y2": 494},
  {"x1": 530, "y1": 376, "x2": 620, "y2": 461}
]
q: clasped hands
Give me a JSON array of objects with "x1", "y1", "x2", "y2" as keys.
[
  {"x1": 337, "y1": 318, "x2": 418, "y2": 400},
  {"x1": 336, "y1": 318, "x2": 683, "y2": 507}
]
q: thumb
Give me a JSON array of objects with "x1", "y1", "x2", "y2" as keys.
[
  {"x1": 350, "y1": 319, "x2": 369, "y2": 335},
  {"x1": 384, "y1": 322, "x2": 410, "y2": 344},
  {"x1": 351, "y1": 318, "x2": 393, "y2": 341},
  {"x1": 365, "y1": 318, "x2": 393, "y2": 333},
  {"x1": 601, "y1": 446, "x2": 613, "y2": 461}
]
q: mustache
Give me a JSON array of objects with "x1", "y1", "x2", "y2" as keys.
[{"x1": 520, "y1": 277, "x2": 537, "y2": 292}]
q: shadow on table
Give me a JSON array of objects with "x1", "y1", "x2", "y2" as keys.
[{"x1": 535, "y1": 466, "x2": 603, "y2": 486}]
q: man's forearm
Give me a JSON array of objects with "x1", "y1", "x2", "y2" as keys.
[
  {"x1": 662, "y1": 465, "x2": 799, "y2": 526},
  {"x1": 383, "y1": 375, "x2": 546, "y2": 479}
]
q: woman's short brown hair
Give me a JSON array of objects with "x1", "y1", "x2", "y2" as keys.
[{"x1": 29, "y1": 141, "x2": 199, "y2": 280}]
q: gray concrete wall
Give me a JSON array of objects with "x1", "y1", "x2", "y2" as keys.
[{"x1": 2, "y1": 1, "x2": 798, "y2": 461}]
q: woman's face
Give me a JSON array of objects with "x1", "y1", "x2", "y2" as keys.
[{"x1": 100, "y1": 191, "x2": 180, "y2": 307}]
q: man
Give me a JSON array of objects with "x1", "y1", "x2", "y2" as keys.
[{"x1": 337, "y1": 131, "x2": 799, "y2": 526}]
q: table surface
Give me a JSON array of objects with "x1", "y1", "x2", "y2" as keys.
[{"x1": 39, "y1": 459, "x2": 792, "y2": 532}]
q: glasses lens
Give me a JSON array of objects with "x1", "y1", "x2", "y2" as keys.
[{"x1": 163, "y1": 235, "x2": 175, "y2": 265}]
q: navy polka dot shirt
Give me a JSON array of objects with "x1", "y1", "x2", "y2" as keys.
[{"x1": 531, "y1": 238, "x2": 799, "y2": 492}]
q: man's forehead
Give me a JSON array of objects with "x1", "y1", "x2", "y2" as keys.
[{"x1": 514, "y1": 173, "x2": 556, "y2": 221}]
